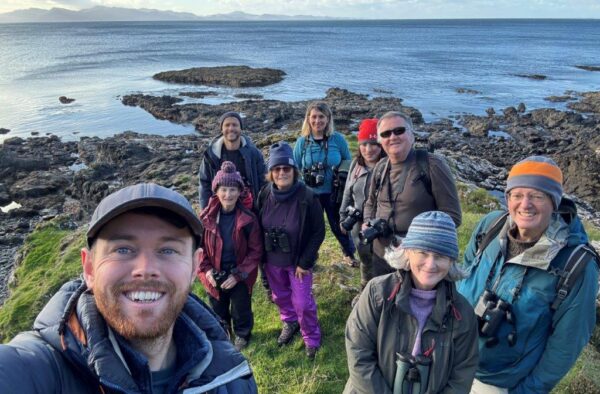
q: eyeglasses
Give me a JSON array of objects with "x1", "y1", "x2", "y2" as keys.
[
  {"x1": 379, "y1": 126, "x2": 407, "y2": 139},
  {"x1": 272, "y1": 166, "x2": 293, "y2": 174},
  {"x1": 508, "y1": 192, "x2": 548, "y2": 203}
]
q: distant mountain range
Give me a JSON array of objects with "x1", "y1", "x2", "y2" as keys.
[{"x1": 0, "y1": 6, "x2": 334, "y2": 23}]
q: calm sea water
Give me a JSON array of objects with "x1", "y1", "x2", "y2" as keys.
[{"x1": 1, "y1": 19, "x2": 600, "y2": 141}]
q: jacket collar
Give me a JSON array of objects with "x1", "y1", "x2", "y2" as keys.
[
  {"x1": 504, "y1": 213, "x2": 570, "y2": 270},
  {"x1": 393, "y1": 271, "x2": 452, "y2": 330},
  {"x1": 209, "y1": 135, "x2": 249, "y2": 159}
]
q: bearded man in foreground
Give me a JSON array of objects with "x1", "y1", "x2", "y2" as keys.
[{"x1": 0, "y1": 183, "x2": 258, "y2": 394}]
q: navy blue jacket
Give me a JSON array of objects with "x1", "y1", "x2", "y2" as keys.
[
  {"x1": 0, "y1": 280, "x2": 258, "y2": 394},
  {"x1": 198, "y1": 135, "x2": 267, "y2": 209}
]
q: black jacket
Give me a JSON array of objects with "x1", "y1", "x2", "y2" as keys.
[
  {"x1": 256, "y1": 182, "x2": 326, "y2": 270},
  {"x1": 0, "y1": 280, "x2": 258, "y2": 394}
]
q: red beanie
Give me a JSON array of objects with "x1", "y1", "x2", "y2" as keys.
[{"x1": 358, "y1": 118, "x2": 378, "y2": 143}]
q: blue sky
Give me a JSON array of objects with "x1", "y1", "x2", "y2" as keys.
[{"x1": 1, "y1": 0, "x2": 599, "y2": 19}]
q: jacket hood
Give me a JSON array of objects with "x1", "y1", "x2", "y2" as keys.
[
  {"x1": 31, "y1": 279, "x2": 243, "y2": 392},
  {"x1": 207, "y1": 135, "x2": 253, "y2": 160}
]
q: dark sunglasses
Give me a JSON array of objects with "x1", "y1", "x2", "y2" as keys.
[
  {"x1": 379, "y1": 126, "x2": 407, "y2": 139},
  {"x1": 272, "y1": 166, "x2": 293, "y2": 173}
]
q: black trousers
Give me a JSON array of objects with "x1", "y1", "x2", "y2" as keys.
[{"x1": 208, "y1": 281, "x2": 253, "y2": 340}]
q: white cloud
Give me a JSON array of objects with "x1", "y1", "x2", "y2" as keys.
[{"x1": 1, "y1": 0, "x2": 599, "y2": 17}]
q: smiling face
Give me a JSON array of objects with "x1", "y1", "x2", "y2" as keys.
[
  {"x1": 507, "y1": 187, "x2": 554, "y2": 242},
  {"x1": 216, "y1": 185, "x2": 241, "y2": 212},
  {"x1": 359, "y1": 142, "x2": 382, "y2": 166},
  {"x1": 407, "y1": 249, "x2": 451, "y2": 290},
  {"x1": 221, "y1": 116, "x2": 242, "y2": 143},
  {"x1": 378, "y1": 116, "x2": 414, "y2": 164},
  {"x1": 81, "y1": 212, "x2": 199, "y2": 341},
  {"x1": 271, "y1": 165, "x2": 295, "y2": 191},
  {"x1": 308, "y1": 108, "x2": 328, "y2": 136}
]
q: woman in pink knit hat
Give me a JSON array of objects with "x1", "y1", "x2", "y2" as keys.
[{"x1": 197, "y1": 161, "x2": 263, "y2": 351}]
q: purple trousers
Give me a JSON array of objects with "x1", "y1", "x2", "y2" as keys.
[{"x1": 264, "y1": 264, "x2": 321, "y2": 348}]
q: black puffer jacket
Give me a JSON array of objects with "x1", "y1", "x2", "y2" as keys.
[{"x1": 0, "y1": 280, "x2": 257, "y2": 394}]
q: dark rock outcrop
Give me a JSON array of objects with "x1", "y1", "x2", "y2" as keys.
[
  {"x1": 153, "y1": 66, "x2": 286, "y2": 87},
  {"x1": 575, "y1": 65, "x2": 600, "y2": 72},
  {"x1": 514, "y1": 74, "x2": 547, "y2": 80},
  {"x1": 0, "y1": 128, "x2": 9, "y2": 135},
  {"x1": 179, "y1": 91, "x2": 218, "y2": 98},
  {"x1": 59, "y1": 96, "x2": 75, "y2": 104}
]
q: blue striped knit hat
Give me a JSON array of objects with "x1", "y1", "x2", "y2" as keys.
[{"x1": 401, "y1": 211, "x2": 458, "y2": 261}]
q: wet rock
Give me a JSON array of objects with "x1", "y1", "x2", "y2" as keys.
[
  {"x1": 530, "y1": 108, "x2": 583, "y2": 129},
  {"x1": 10, "y1": 172, "x2": 69, "y2": 199},
  {"x1": 456, "y1": 88, "x2": 481, "y2": 94},
  {"x1": 179, "y1": 91, "x2": 218, "y2": 98},
  {"x1": 514, "y1": 74, "x2": 547, "y2": 80},
  {"x1": 567, "y1": 92, "x2": 600, "y2": 114},
  {"x1": 461, "y1": 116, "x2": 493, "y2": 136},
  {"x1": 373, "y1": 88, "x2": 393, "y2": 94},
  {"x1": 59, "y1": 96, "x2": 75, "y2": 104},
  {"x1": 234, "y1": 93, "x2": 263, "y2": 100},
  {"x1": 545, "y1": 95, "x2": 575, "y2": 102},
  {"x1": 153, "y1": 66, "x2": 286, "y2": 88},
  {"x1": 0, "y1": 128, "x2": 9, "y2": 135},
  {"x1": 486, "y1": 107, "x2": 495, "y2": 117},
  {"x1": 2, "y1": 137, "x2": 24, "y2": 146},
  {"x1": 503, "y1": 106, "x2": 518, "y2": 119},
  {"x1": 517, "y1": 103, "x2": 526, "y2": 113},
  {"x1": 575, "y1": 65, "x2": 600, "y2": 72}
]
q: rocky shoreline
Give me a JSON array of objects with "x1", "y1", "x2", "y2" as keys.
[{"x1": 2, "y1": 87, "x2": 600, "y2": 305}]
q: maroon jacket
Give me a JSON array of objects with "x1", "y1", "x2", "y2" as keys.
[{"x1": 198, "y1": 195, "x2": 263, "y2": 299}]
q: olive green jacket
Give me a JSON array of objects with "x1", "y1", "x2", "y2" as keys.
[{"x1": 344, "y1": 271, "x2": 478, "y2": 394}]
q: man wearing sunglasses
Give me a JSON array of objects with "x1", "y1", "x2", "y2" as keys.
[{"x1": 362, "y1": 111, "x2": 462, "y2": 276}]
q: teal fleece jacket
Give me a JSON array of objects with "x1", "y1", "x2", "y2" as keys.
[
  {"x1": 293, "y1": 131, "x2": 351, "y2": 195},
  {"x1": 457, "y1": 210, "x2": 598, "y2": 393}
]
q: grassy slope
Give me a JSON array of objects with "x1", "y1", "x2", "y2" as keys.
[{"x1": 0, "y1": 150, "x2": 598, "y2": 391}]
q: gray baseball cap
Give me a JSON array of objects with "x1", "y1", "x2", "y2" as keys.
[{"x1": 87, "y1": 183, "x2": 203, "y2": 247}]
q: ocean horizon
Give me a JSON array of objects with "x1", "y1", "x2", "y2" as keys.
[{"x1": 1, "y1": 19, "x2": 600, "y2": 142}]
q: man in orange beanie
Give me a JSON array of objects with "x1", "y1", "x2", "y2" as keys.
[{"x1": 458, "y1": 156, "x2": 599, "y2": 393}]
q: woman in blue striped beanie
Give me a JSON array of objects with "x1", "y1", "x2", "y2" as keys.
[{"x1": 344, "y1": 211, "x2": 478, "y2": 394}]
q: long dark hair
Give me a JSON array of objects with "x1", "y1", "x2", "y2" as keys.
[{"x1": 355, "y1": 142, "x2": 386, "y2": 167}]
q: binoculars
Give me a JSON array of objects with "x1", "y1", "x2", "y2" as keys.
[
  {"x1": 474, "y1": 290, "x2": 517, "y2": 347},
  {"x1": 393, "y1": 352, "x2": 432, "y2": 394},
  {"x1": 211, "y1": 269, "x2": 229, "y2": 290},
  {"x1": 264, "y1": 227, "x2": 291, "y2": 253}
]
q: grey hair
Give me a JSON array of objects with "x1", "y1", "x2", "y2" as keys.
[
  {"x1": 384, "y1": 246, "x2": 467, "y2": 282},
  {"x1": 376, "y1": 111, "x2": 414, "y2": 143}
]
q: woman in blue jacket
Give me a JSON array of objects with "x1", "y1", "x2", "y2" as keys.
[{"x1": 293, "y1": 101, "x2": 356, "y2": 266}]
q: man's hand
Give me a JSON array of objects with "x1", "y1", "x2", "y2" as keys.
[
  {"x1": 340, "y1": 224, "x2": 347, "y2": 235},
  {"x1": 206, "y1": 270, "x2": 217, "y2": 288},
  {"x1": 220, "y1": 274, "x2": 239, "y2": 290}
]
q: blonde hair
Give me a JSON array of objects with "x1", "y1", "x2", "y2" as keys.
[
  {"x1": 300, "y1": 101, "x2": 335, "y2": 137},
  {"x1": 384, "y1": 246, "x2": 466, "y2": 282}
]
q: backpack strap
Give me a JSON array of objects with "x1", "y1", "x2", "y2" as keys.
[
  {"x1": 550, "y1": 243, "x2": 600, "y2": 311},
  {"x1": 415, "y1": 149, "x2": 432, "y2": 196},
  {"x1": 256, "y1": 183, "x2": 271, "y2": 219},
  {"x1": 373, "y1": 157, "x2": 390, "y2": 202},
  {"x1": 475, "y1": 212, "x2": 509, "y2": 257}
]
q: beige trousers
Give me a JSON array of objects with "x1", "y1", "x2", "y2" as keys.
[{"x1": 470, "y1": 378, "x2": 509, "y2": 394}]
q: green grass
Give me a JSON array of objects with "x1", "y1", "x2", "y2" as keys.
[
  {"x1": 0, "y1": 189, "x2": 599, "y2": 393},
  {"x1": 0, "y1": 220, "x2": 85, "y2": 341}
]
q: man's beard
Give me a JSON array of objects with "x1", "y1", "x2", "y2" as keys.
[{"x1": 94, "y1": 279, "x2": 189, "y2": 340}]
